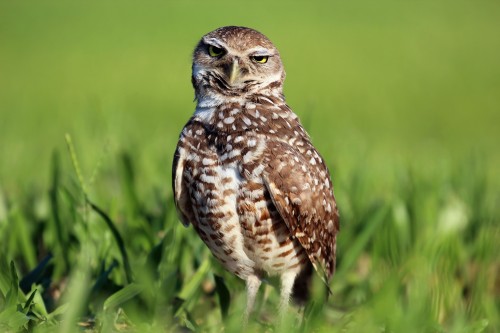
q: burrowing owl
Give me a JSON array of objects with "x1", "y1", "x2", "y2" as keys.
[{"x1": 173, "y1": 26, "x2": 339, "y2": 318}]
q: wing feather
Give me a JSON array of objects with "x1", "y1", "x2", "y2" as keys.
[
  {"x1": 172, "y1": 139, "x2": 192, "y2": 227},
  {"x1": 262, "y1": 140, "x2": 339, "y2": 282}
]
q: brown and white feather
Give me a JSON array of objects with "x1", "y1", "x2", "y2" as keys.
[{"x1": 172, "y1": 26, "x2": 339, "y2": 315}]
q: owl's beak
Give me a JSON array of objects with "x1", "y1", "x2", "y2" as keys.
[{"x1": 228, "y1": 60, "x2": 240, "y2": 85}]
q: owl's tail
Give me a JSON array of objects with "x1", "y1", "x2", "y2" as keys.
[
  {"x1": 292, "y1": 261, "x2": 332, "y2": 305},
  {"x1": 292, "y1": 262, "x2": 313, "y2": 305}
]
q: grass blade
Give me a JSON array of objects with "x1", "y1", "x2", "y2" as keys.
[
  {"x1": 103, "y1": 283, "x2": 143, "y2": 312},
  {"x1": 49, "y1": 151, "x2": 70, "y2": 272},
  {"x1": 336, "y1": 204, "x2": 390, "y2": 277},
  {"x1": 22, "y1": 289, "x2": 37, "y2": 314},
  {"x1": 64, "y1": 134, "x2": 87, "y2": 197},
  {"x1": 175, "y1": 259, "x2": 211, "y2": 317},
  {"x1": 87, "y1": 199, "x2": 133, "y2": 284},
  {"x1": 6, "y1": 261, "x2": 19, "y2": 308},
  {"x1": 0, "y1": 307, "x2": 30, "y2": 331},
  {"x1": 214, "y1": 275, "x2": 230, "y2": 319}
]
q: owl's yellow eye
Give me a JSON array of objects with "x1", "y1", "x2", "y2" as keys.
[
  {"x1": 252, "y1": 55, "x2": 269, "y2": 63},
  {"x1": 208, "y1": 45, "x2": 224, "y2": 57}
]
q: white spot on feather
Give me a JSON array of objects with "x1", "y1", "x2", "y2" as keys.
[
  {"x1": 202, "y1": 158, "x2": 215, "y2": 165},
  {"x1": 200, "y1": 174, "x2": 216, "y2": 184},
  {"x1": 228, "y1": 149, "x2": 241, "y2": 159}
]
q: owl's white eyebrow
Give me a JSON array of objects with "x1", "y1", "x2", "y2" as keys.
[
  {"x1": 204, "y1": 38, "x2": 225, "y2": 48},
  {"x1": 249, "y1": 48, "x2": 273, "y2": 56}
]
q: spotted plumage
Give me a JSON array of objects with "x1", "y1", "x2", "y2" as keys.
[{"x1": 173, "y1": 26, "x2": 339, "y2": 318}]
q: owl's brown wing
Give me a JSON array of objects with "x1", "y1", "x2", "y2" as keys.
[
  {"x1": 262, "y1": 140, "x2": 339, "y2": 282},
  {"x1": 172, "y1": 137, "x2": 193, "y2": 227}
]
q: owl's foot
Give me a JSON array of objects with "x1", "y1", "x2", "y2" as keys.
[{"x1": 243, "y1": 274, "x2": 262, "y2": 324}]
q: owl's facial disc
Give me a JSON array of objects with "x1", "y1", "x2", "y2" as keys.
[{"x1": 192, "y1": 26, "x2": 285, "y2": 99}]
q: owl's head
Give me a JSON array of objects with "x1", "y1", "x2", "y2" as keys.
[{"x1": 192, "y1": 26, "x2": 285, "y2": 103}]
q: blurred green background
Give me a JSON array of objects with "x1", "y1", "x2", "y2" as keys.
[
  {"x1": 1, "y1": 1, "x2": 499, "y2": 190},
  {"x1": 0, "y1": 1, "x2": 499, "y2": 332}
]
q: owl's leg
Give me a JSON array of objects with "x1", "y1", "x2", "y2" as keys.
[
  {"x1": 244, "y1": 274, "x2": 262, "y2": 322},
  {"x1": 279, "y1": 271, "x2": 298, "y2": 315}
]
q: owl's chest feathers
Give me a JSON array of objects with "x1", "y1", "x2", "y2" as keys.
[
  {"x1": 186, "y1": 156, "x2": 304, "y2": 277},
  {"x1": 181, "y1": 102, "x2": 307, "y2": 276}
]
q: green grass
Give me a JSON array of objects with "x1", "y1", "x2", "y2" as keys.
[{"x1": 0, "y1": 1, "x2": 499, "y2": 332}]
